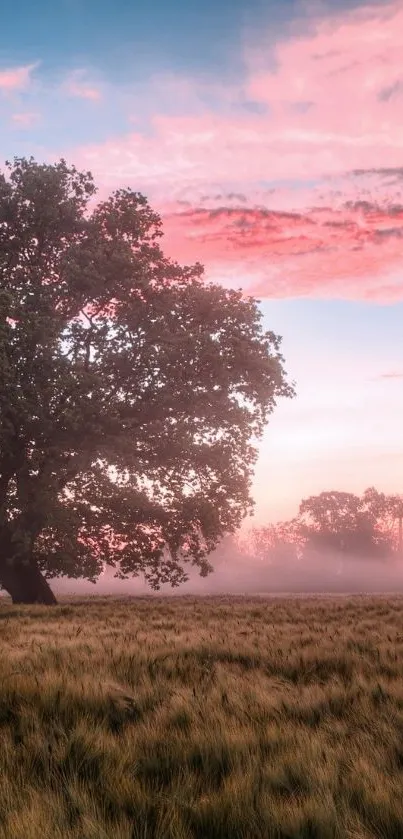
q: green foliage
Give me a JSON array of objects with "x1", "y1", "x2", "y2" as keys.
[{"x1": 0, "y1": 156, "x2": 293, "y2": 591}]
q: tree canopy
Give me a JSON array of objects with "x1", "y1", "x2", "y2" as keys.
[
  {"x1": 251, "y1": 487, "x2": 403, "y2": 567},
  {"x1": 299, "y1": 488, "x2": 402, "y2": 558},
  {"x1": 0, "y1": 156, "x2": 294, "y2": 603}
]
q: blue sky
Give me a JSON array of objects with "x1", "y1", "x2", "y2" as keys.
[
  {"x1": 1, "y1": 0, "x2": 389, "y2": 77},
  {"x1": 1, "y1": 0, "x2": 402, "y2": 524},
  {"x1": 1, "y1": 0, "x2": 272, "y2": 81},
  {"x1": 253, "y1": 298, "x2": 403, "y2": 520}
]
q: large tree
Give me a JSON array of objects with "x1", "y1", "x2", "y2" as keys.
[{"x1": 0, "y1": 157, "x2": 294, "y2": 604}]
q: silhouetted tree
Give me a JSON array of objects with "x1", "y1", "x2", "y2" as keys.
[
  {"x1": 299, "y1": 489, "x2": 397, "y2": 558},
  {"x1": 0, "y1": 157, "x2": 294, "y2": 604},
  {"x1": 362, "y1": 487, "x2": 403, "y2": 552},
  {"x1": 249, "y1": 518, "x2": 304, "y2": 566},
  {"x1": 249, "y1": 488, "x2": 402, "y2": 579}
]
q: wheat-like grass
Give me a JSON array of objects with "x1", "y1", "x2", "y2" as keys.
[{"x1": 1, "y1": 594, "x2": 403, "y2": 838}]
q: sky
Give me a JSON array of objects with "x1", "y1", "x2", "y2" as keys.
[{"x1": 1, "y1": 0, "x2": 402, "y2": 526}]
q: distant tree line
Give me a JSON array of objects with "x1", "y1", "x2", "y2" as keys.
[{"x1": 248, "y1": 488, "x2": 403, "y2": 566}]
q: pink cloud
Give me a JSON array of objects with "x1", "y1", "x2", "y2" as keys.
[
  {"x1": 243, "y1": 1, "x2": 403, "y2": 173},
  {"x1": 10, "y1": 111, "x2": 40, "y2": 128},
  {"x1": 68, "y1": 0, "x2": 403, "y2": 301},
  {"x1": 0, "y1": 62, "x2": 38, "y2": 92},
  {"x1": 65, "y1": 70, "x2": 102, "y2": 101},
  {"x1": 158, "y1": 196, "x2": 403, "y2": 299},
  {"x1": 375, "y1": 371, "x2": 403, "y2": 380}
]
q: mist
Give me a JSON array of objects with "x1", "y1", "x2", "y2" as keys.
[{"x1": 35, "y1": 536, "x2": 403, "y2": 598}]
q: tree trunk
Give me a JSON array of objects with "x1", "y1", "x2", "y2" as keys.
[{"x1": 0, "y1": 558, "x2": 57, "y2": 605}]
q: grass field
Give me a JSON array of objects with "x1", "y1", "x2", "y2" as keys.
[{"x1": 1, "y1": 594, "x2": 403, "y2": 838}]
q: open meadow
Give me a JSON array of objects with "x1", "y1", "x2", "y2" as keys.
[{"x1": 1, "y1": 594, "x2": 403, "y2": 839}]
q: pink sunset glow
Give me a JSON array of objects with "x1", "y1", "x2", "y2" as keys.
[
  {"x1": 64, "y1": 70, "x2": 102, "y2": 102},
  {"x1": 70, "y1": 0, "x2": 403, "y2": 301},
  {"x1": 0, "y1": 62, "x2": 38, "y2": 92},
  {"x1": 10, "y1": 111, "x2": 40, "y2": 128},
  {"x1": 160, "y1": 198, "x2": 403, "y2": 301}
]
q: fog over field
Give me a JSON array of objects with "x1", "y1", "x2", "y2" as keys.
[{"x1": 46, "y1": 546, "x2": 403, "y2": 597}]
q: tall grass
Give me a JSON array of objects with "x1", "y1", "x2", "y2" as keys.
[{"x1": 1, "y1": 594, "x2": 403, "y2": 838}]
